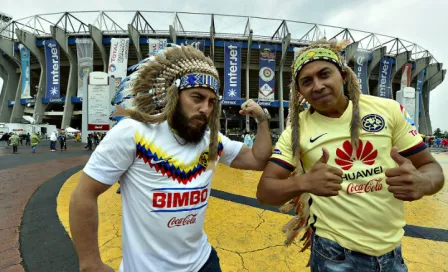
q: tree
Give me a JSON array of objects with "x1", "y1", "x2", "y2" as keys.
[{"x1": 433, "y1": 128, "x2": 443, "y2": 138}]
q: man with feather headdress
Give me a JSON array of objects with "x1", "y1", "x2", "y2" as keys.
[{"x1": 69, "y1": 45, "x2": 273, "y2": 272}]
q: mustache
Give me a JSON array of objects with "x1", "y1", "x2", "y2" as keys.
[{"x1": 190, "y1": 114, "x2": 207, "y2": 122}]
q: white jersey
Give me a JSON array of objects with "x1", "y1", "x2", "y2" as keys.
[{"x1": 83, "y1": 119, "x2": 243, "y2": 272}]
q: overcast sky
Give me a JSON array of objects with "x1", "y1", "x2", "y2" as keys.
[{"x1": 2, "y1": 0, "x2": 447, "y2": 131}]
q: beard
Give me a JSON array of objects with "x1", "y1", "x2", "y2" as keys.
[{"x1": 170, "y1": 103, "x2": 209, "y2": 144}]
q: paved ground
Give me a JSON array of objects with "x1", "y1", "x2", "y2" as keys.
[
  {"x1": 0, "y1": 141, "x2": 91, "y2": 272},
  {"x1": 1, "y1": 142, "x2": 448, "y2": 271}
]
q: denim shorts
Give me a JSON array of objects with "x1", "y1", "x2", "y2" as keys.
[{"x1": 310, "y1": 234, "x2": 408, "y2": 272}]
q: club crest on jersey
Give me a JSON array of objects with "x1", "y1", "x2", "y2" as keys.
[
  {"x1": 361, "y1": 114, "x2": 385, "y2": 132},
  {"x1": 199, "y1": 151, "x2": 209, "y2": 168}
]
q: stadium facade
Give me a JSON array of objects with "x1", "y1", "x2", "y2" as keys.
[{"x1": 0, "y1": 11, "x2": 445, "y2": 135}]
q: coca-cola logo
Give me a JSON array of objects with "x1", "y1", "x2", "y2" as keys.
[
  {"x1": 346, "y1": 178, "x2": 383, "y2": 195},
  {"x1": 167, "y1": 214, "x2": 197, "y2": 228},
  {"x1": 335, "y1": 140, "x2": 377, "y2": 170}
]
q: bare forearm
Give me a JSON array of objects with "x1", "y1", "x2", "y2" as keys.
[
  {"x1": 257, "y1": 176, "x2": 304, "y2": 206},
  {"x1": 419, "y1": 162, "x2": 445, "y2": 195},
  {"x1": 69, "y1": 190, "x2": 102, "y2": 269},
  {"x1": 252, "y1": 121, "x2": 272, "y2": 161}
]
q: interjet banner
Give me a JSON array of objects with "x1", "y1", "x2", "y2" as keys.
[
  {"x1": 108, "y1": 38, "x2": 130, "y2": 89},
  {"x1": 377, "y1": 57, "x2": 393, "y2": 98},
  {"x1": 353, "y1": 51, "x2": 370, "y2": 94},
  {"x1": 258, "y1": 44, "x2": 276, "y2": 101},
  {"x1": 148, "y1": 38, "x2": 167, "y2": 56},
  {"x1": 224, "y1": 42, "x2": 242, "y2": 100},
  {"x1": 19, "y1": 44, "x2": 31, "y2": 99},
  {"x1": 44, "y1": 40, "x2": 60, "y2": 99},
  {"x1": 400, "y1": 63, "x2": 412, "y2": 90},
  {"x1": 76, "y1": 38, "x2": 94, "y2": 98},
  {"x1": 416, "y1": 69, "x2": 425, "y2": 117}
]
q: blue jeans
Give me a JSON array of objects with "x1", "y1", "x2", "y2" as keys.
[
  {"x1": 32, "y1": 145, "x2": 37, "y2": 153},
  {"x1": 198, "y1": 247, "x2": 222, "y2": 272},
  {"x1": 311, "y1": 234, "x2": 408, "y2": 272}
]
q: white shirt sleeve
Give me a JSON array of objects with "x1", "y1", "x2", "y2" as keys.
[
  {"x1": 218, "y1": 133, "x2": 244, "y2": 166},
  {"x1": 83, "y1": 119, "x2": 138, "y2": 185}
]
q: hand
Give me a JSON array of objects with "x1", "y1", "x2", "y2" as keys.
[
  {"x1": 299, "y1": 148, "x2": 344, "y2": 196},
  {"x1": 80, "y1": 262, "x2": 114, "y2": 272},
  {"x1": 385, "y1": 147, "x2": 427, "y2": 201},
  {"x1": 240, "y1": 99, "x2": 264, "y2": 119}
]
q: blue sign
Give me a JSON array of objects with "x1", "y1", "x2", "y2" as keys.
[
  {"x1": 20, "y1": 98, "x2": 35, "y2": 105},
  {"x1": 19, "y1": 44, "x2": 31, "y2": 98},
  {"x1": 378, "y1": 57, "x2": 393, "y2": 98},
  {"x1": 354, "y1": 51, "x2": 370, "y2": 94},
  {"x1": 180, "y1": 40, "x2": 205, "y2": 52},
  {"x1": 42, "y1": 97, "x2": 66, "y2": 104},
  {"x1": 224, "y1": 42, "x2": 242, "y2": 100},
  {"x1": 44, "y1": 40, "x2": 61, "y2": 99},
  {"x1": 259, "y1": 45, "x2": 276, "y2": 101},
  {"x1": 416, "y1": 69, "x2": 425, "y2": 117},
  {"x1": 221, "y1": 99, "x2": 290, "y2": 108},
  {"x1": 71, "y1": 96, "x2": 83, "y2": 103}
]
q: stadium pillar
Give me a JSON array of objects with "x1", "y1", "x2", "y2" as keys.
[
  {"x1": 367, "y1": 46, "x2": 386, "y2": 96},
  {"x1": 278, "y1": 33, "x2": 290, "y2": 132},
  {"x1": 344, "y1": 42, "x2": 359, "y2": 64},
  {"x1": 245, "y1": 30, "x2": 252, "y2": 132},
  {"x1": 390, "y1": 51, "x2": 411, "y2": 99},
  {"x1": 420, "y1": 82, "x2": 432, "y2": 135},
  {"x1": 0, "y1": 54, "x2": 20, "y2": 122},
  {"x1": 0, "y1": 38, "x2": 23, "y2": 123},
  {"x1": 51, "y1": 26, "x2": 77, "y2": 129},
  {"x1": 89, "y1": 25, "x2": 108, "y2": 72},
  {"x1": 411, "y1": 57, "x2": 431, "y2": 81},
  {"x1": 210, "y1": 15, "x2": 215, "y2": 62},
  {"x1": 169, "y1": 25, "x2": 177, "y2": 45},
  {"x1": 128, "y1": 24, "x2": 142, "y2": 62},
  {"x1": 15, "y1": 29, "x2": 46, "y2": 124},
  {"x1": 423, "y1": 63, "x2": 442, "y2": 83}
]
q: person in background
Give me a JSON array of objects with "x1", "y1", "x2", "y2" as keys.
[
  {"x1": 59, "y1": 134, "x2": 67, "y2": 151},
  {"x1": 26, "y1": 133, "x2": 30, "y2": 145},
  {"x1": 10, "y1": 133, "x2": 20, "y2": 154},
  {"x1": 30, "y1": 132, "x2": 40, "y2": 153},
  {"x1": 50, "y1": 131, "x2": 57, "y2": 151},
  {"x1": 244, "y1": 132, "x2": 254, "y2": 148}
]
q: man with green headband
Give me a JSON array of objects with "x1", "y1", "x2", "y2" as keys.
[{"x1": 257, "y1": 40, "x2": 444, "y2": 271}]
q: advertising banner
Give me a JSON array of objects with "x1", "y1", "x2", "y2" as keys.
[
  {"x1": 44, "y1": 40, "x2": 61, "y2": 99},
  {"x1": 416, "y1": 69, "x2": 425, "y2": 117},
  {"x1": 258, "y1": 44, "x2": 276, "y2": 101},
  {"x1": 181, "y1": 40, "x2": 205, "y2": 52},
  {"x1": 224, "y1": 42, "x2": 242, "y2": 100},
  {"x1": 400, "y1": 63, "x2": 412, "y2": 90},
  {"x1": 87, "y1": 72, "x2": 110, "y2": 131},
  {"x1": 354, "y1": 51, "x2": 370, "y2": 94},
  {"x1": 148, "y1": 38, "x2": 167, "y2": 56},
  {"x1": 19, "y1": 44, "x2": 31, "y2": 99},
  {"x1": 108, "y1": 38, "x2": 130, "y2": 89},
  {"x1": 377, "y1": 57, "x2": 393, "y2": 98},
  {"x1": 76, "y1": 38, "x2": 94, "y2": 98}
]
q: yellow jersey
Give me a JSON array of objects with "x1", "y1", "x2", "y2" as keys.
[{"x1": 271, "y1": 94, "x2": 425, "y2": 256}]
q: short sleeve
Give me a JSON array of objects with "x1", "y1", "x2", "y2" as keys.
[
  {"x1": 218, "y1": 133, "x2": 244, "y2": 166},
  {"x1": 391, "y1": 101, "x2": 426, "y2": 157},
  {"x1": 270, "y1": 125, "x2": 297, "y2": 172},
  {"x1": 83, "y1": 119, "x2": 137, "y2": 185}
]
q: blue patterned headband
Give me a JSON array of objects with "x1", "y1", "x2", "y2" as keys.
[{"x1": 178, "y1": 73, "x2": 220, "y2": 94}]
